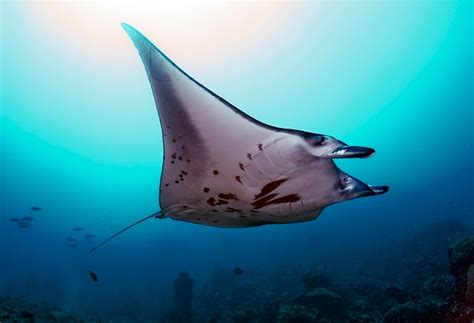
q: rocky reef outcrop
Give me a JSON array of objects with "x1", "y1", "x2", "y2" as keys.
[
  {"x1": 0, "y1": 297, "x2": 101, "y2": 322},
  {"x1": 161, "y1": 272, "x2": 195, "y2": 323},
  {"x1": 188, "y1": 220, "x2": 473, "y2": 322},
  {"x1": 447, "y1": 236, "x2": 474, "y2": 322}
]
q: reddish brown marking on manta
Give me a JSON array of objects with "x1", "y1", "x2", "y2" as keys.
[
  {"x1": 216, "y1": 199, "x2": 229, "y2": 205},
  {"x1": 171, "y1": 161, "x2": 175, "y2": 164},
  {"x1": 171, "y1": 153, "x2": 177, "y2": 159},
  {"x1": 182, "y1": 171, "x2": 188, "y2": 175},
  {"x1": 235, "y1": 176, "x2": 242, "y2": 184},
  {"x1": 251, "y1": 193, "x2": 278, "y2": 208},
  {"x1": 172, "y1": 139, "x2": 177, "y2": 143},
  {"x1": 252, "y1": 194, "x2": 301, "y2": 210},
  {"x1": 178, "y1": 156, "x2": 183, "y2": 161},
  {"x1": 207, "y1": 197, "x2": 216, "y2": 206},
  {"x1": 203, "y1": 187, "x2": 210, "y2": 193},
  {"x1": 165, "y1": 183, "x2": 170, "y2": 187},
  {"x1": 174, "y1": 180, "x2": 179, "y2": 184},
  {"x1": 247, "y1": 153, "x2": 252, "y2": 160},
  {"x1": 258, "y1": 143, "x2": 263, "y2": 151},
  {"x1": 239, "y1": 163, "x2": 245, "y2": 171},
  {"x1": 254, "y1": 179, "x2": 288, "y2": 200},
  {"x1": 213, "y1": 170, "x2": 219, "y2": 175},
  {"x1": 218, "y1": 193, "x2": 239, "y2": 201},
  {"x1": 226, "y1": 207, "x2": 242, "y2": 212}
]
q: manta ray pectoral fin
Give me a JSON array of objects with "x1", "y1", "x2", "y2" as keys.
[
  {"x1": 323, "y1": 146, "x2": 375, "y2": 159},
  {"x1": 89, "y1": 210, "x2": 164, "y2": 253}
]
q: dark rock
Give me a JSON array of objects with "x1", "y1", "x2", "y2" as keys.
[
  {"x1": 447, "y1": 236, "x2": 474, "y2": 322},
  {"x1": 382, "y1": 302, "x2": 421, "y2": 322},
  {"x1": 384, "y1": 286, "x2": 411, "y2": 303},
  {"x1": 383, "y1": 299, "x2": 450, "y2": 323},
  {"x1": 0, "y1": 297, "x2": 101, "y2": 322},
  {"x1": 301, "y1": 271, "x2": 333, "y2": 292},
  {"x1": 421, "y1": 275, "x2": 455, "y2": 300},
  {"x1": 277, "y1": 304, "x2": 318, "y2": 323},
  {"x1": 295, "y1": 287, "x2": 348, "y2": 318},
  {"x1": 449, "y1": 236, "x2": 474, "y2": 302},
  {"x1": 169, "y1": 272, "x2": 194, "y2": 323}
]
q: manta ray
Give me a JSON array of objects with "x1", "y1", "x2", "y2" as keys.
[{"x1": 91, "y1": 24, "x2": 388, "y2": 252}]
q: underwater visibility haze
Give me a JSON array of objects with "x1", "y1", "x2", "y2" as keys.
[{"x1": 1, "y1": 2, "x2": 473, "y2": 322}]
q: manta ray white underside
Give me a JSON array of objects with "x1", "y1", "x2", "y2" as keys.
[{"x1": 121, "y1": 23, "x2": 388, "y2": 228}]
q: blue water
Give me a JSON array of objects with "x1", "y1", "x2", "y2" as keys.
[{"x1": 1, "y1": 2, "x2": 472, "y2": 321}]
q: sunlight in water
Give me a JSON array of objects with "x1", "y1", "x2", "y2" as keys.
[{"x1": 29, "y1": 1, "x2": 294, "y2": 66}]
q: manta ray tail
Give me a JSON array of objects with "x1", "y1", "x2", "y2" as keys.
[{"x1": 89, "y1": 211, "x2": 164, "y2": 253}]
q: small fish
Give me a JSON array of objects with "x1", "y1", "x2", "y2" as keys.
[
  {"x1": 233, "y1": 267, "x2": 244, "y2": 276},
  {"x1": 88, "y1": 271, "x2": 98, "y2": 282},
  {"x1": 68, "y1": 243, "x2": 78, "y2": 248},
  {"x1": 66, "y1": 237, "x2": 77, "y2": 242},
  {"x1": 73, "y1": 227, "x2": 84, "y2": 231},
  {"x1": 10, "y1": 218, "x2": 20, "y2": 222},
  {"x1": 22, "y1": 216, "x2": 35, "y2": 221},
  {"x1": 31, "y1": 207, "x2": 42, "y2": 211},
  {"x1": 84, "y1": 234, "x2": 96, "y2": 239},
  {"x1": 17, "y1": 221, "x2": 31, "y2": 228}
]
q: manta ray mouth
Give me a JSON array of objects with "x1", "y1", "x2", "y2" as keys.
[{"x1": 324, "y1": 146, "x2": 375, "y2": 159}]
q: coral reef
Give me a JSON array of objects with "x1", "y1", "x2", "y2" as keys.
[
  {"x1": 188, "y1": 223, "x2": 473, "y2": 322},
  {"x1": 0, "y1": 297, "x2": 101, "y2": 322}
]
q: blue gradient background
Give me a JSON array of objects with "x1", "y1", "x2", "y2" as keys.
[{"x1": 1, "y1": 1, "x2": 472, "y2": 316}]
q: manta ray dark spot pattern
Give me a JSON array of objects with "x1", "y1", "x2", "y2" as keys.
[
  {"x1": 235, "y1": 176, "x2": 242, "y2": 184},
  {"x1": 226, "y1": 207, "x2": 242, "y2": 213},
  {"x1": 254, "y1": 179, "x2": 288, "y2": 199},
  {"x1": 203, "y1": 187, "x2": 210, "y2": 193},
  {"x1": 252, "y1": 194, "x2": 301, "y2": 210},
  {"x1": 216, "y1": 199, "x2": 229, "y2": 205},
  {"x1": 213, "y1": 170, "x2": 219, "y2": 175},
  {"x1": 207, "y1": 198, "x2": 216, "y2": 206},
  {"x1": 239, "y1": 163, "x2": 245, "y2": 171},
  {"x1": 218, "y1": 193, "x2": 239, "y2": 201}
]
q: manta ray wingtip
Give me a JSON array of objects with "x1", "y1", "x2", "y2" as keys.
[
  {"x1": 121, "y1": 23, "x2": 143, "y2": 40},
  {"x1": 121, "y1": 22, "x2": 134, "y2": 32}
]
